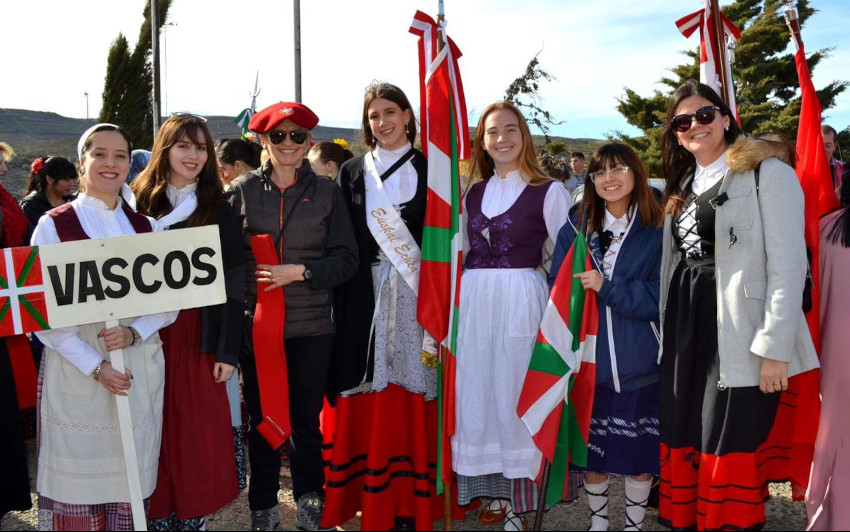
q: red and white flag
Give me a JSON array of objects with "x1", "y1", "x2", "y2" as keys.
[
  {"x1": 676, "y1": 2, "x2": 742, "y2": 121},
  {"x1": 410, "y1": 9, "x2": 469, "y2": 495},
  {"x1": 517, "y1": 231, "x2": 598, "y2": 506}
]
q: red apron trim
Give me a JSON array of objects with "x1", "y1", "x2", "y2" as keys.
[
  {"x1": 250, "y1": 234, "x2": 290, "y2": 449},
  {"x1": 7, "y1": 334, "x2": 36, "y2": 409}
]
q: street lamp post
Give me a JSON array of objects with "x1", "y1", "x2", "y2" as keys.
[{"x1": 84, "y1": 92, "x2": 89, "y2": 120}]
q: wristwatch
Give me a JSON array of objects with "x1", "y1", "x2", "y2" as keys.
[
  {"x1": 92, "y1": 360, "x2": 105, "y2": 381},
  {"x1": 303, "y1": 267, "x2": 313, "y2": 281}
]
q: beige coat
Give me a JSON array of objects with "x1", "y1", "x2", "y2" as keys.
[{"x1": 660, "y1": 136, "x2": 819, "y2": 388}]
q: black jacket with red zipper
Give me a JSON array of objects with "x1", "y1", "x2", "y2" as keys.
[{"x1": 227, "y1": 160, "x2": 358, "y2": 338}]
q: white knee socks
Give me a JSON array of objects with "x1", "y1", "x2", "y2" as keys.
[
  {"x1": 624, "y1": 477, "x2": 653, "y2": 531},
  {"x1": 585, "y1": 479, "x2": 610, "y2": 531}
]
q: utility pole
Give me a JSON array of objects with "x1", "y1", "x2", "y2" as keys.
[
  {"x1": 84, "y1": 92, "x2": 89, "y2": 120},
  {"x1": 151, "y1": 0, "x2": 162, "y2": 138},
  {"x1": 293, "y1": 0, "x2": 302, "y2": 103},
  {"x1": 162, "y1": 22, "x2": 177, "y2": 115}
]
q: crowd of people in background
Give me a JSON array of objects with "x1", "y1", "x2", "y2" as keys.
[{"x1": 0, "y1": 78, "x2": 849, "y2": 532}]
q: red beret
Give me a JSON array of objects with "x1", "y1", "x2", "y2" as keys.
[{"x1": 249, "y1": 102, "x2": 319, "y2": 133}]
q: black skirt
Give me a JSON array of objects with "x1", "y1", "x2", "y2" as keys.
[{"x1": 659, "y1": 258, "x2": 781, "y2": 530}]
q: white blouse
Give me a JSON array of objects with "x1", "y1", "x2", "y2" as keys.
[
  {"x1": 166, "y1": 181, "x2": 197, "y2": 208},
  {"x1": 479, "y1": 170, "x2": 571, "y2": 244},
  {"x1": 677, "y1": 152, "x2": 730, "y2": 249},
  {"x1": 32, "y1": 194, "x2": 178, "y2": 376},
  {"x1": 601, "y1": 207, "x2": 634, "y2": 279},
  {"x1": 692, "y1": 153, "x2": 729, "y2": 196},
  {"x1": 371, "y1": 142, "x2": 418, "y2": 206}
]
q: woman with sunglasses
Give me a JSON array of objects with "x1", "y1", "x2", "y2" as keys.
[
  {"x1": 131, "y1": 114, "x2": 243, "y2": 531},
  {"x1": 549, "y1": 143, "x2": 662, "y2": 531},
  {"x1": 228, "y1": 102, "x2": 358, "y2": 531},
  {"x1": 453, "y1": 102, "x2": 571, "y2": 531},
  {"x1": 658, "y1": 79, "x2": 818, "y2": 530},
  {"x1": 321, "y1": 82, "x2": 450, "y2": 531},
  {"x1": 32, "y1": 124, "x2": 178, "y2": 531}
]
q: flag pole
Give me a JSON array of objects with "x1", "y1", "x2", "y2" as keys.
[
  {"x1": 709, "y1": 0, "x2": 732, "y2": 108},
  {"x1": 782, "y1": 0, "x2": 803, "y2": 51},
  {"x1": 532, "y1": 461, "x2": 552, "y2": 530},
  {"x1": 436, "y1": 5, "x2": 453, "y2": 529}
]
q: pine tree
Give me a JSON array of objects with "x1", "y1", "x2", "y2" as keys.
[
  {"x1": 615, "y1": 0, "x2": 847, "y2": 177},
  {"x1": 99, "y1": 0, "x2": 172, "y2": 150}
]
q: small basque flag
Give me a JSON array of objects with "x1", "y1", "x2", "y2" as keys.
[{"x1": 0, "y1": 246, "x2": 50, "y2": 336}]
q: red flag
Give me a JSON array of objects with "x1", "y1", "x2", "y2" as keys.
[
  {"x1": 781, "y1": 41, "x2": 841, "y2": 501},
  {"x1": 794, "y1": 43, "x2": 841, "y2": 348}
]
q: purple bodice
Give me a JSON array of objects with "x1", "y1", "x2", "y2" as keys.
[{"x1": 464, "y1": 179, "x2": 552, "y2": 269}]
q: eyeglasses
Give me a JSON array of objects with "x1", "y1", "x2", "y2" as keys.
[
  {"x1": 589, "y1": 166, "x2": 631, "y2": 183},
  {"x1": 670, "y1": 106, "x2": 721, "y2": 132},
  {"x1": 169, "y1": 112, "x2": 208, "y2": 123},
  {"x1": 267, "y1": 130, "x2": 308, "y2": 145}
]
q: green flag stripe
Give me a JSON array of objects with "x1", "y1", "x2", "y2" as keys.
[
  {"x1": 568, "y1": 234, "x2": 590, "y2": 351},
  {"x1": 545, "y1": 405, "x2": 574, "y2": 507},
  {"x1": 19, "y1": 295, "x2": 50, "y2": 330},
  {"x1": 528, "y1": 341, "x2": 570, "y2": 376},
  {"x1": 16, "y1": 247, "x2": 39, "y2": 286},
  {"x1": 565, "y1": 376, "x2": 589, "y2": 466},
  {"x1": 0, "y1": 299, "x2": 10, "y2": 323},
  {"x1": 0, "y1": 271, "x2": 7, "y2": 290},
  {"x1": 421, "y1": 226, "x2": 453, "y2": 263}
]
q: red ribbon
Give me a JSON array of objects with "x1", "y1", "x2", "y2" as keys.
[{"x1": 250, "y1": 234, "x2": 291, "y2": 449}]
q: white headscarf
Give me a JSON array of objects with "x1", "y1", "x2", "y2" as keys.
[{"x1": 77, "y1": 123, "x2": 137, "y2": 210}]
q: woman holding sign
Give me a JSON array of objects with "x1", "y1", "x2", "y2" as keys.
[
  {"x1": 228, "y1": 101, "x2": 358, "y2": 531},
  {"x1": 321, "y1": 82, "x2": 444, "y2": 531},
  {"x1": 32, "y1": 124, "x2": 177, "y2": 531},
  {"x1": 132, "y1": 113, "x2": 243, "y2": 531}
]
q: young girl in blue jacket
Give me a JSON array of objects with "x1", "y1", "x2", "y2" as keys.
[{"x1": 550, "y1": 143, "x2": 662, "y2": 531}]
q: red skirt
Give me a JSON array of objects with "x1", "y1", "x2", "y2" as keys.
[
  {"x1": 320, "y1": 384, "x2": 465, "y2": 530},
  {"x1": 147, "y1": 309, "x2": 239, "y2": 519}
]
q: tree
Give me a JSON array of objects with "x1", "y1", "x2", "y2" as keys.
[
  {"x1": 546, "y1": 140, "x2": 568, "y2": 156},
  {"x1": 615, "y1": 0, "x2": 847, "y2": 178},
  {"x1": 504, "y1": 51, "x2": 564, "y2": 144},
  {"x1": 99, "y1": 0, "x2": 172, "y2": 150}
]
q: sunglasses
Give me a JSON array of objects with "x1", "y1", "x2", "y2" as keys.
[
  {"x1": 267, "y1": 130, "x2": 308, "y2": 145},
  {"x1": 671, "y1": 106, "x2": 721, "y2": 132}
]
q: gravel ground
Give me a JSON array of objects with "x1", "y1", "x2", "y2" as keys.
[{"x1": 1, "y1": 440, "x2": 808, "y2": 531}]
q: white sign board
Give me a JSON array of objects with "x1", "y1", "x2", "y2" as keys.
[{"x1": 0, "y1": 226, "x2": 226, "y2": 336}]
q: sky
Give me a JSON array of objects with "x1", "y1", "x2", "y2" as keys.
[{"x1": 2, "y1": 0, "x2": 850, "y2": 140}]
